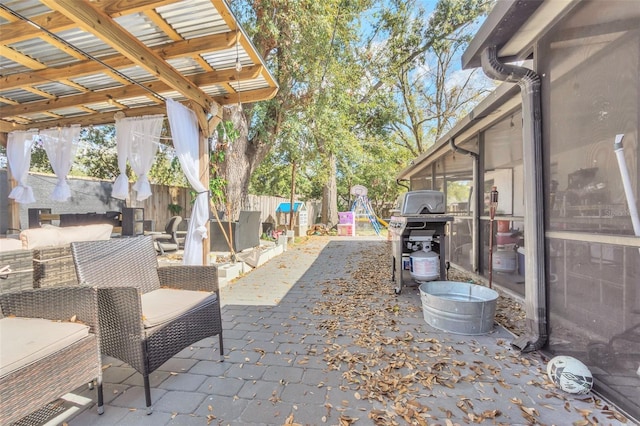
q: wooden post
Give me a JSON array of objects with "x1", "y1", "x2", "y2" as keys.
[
  {"x1": 199, "y1": 132, "x2": 210, "y2": 265},
  {"x1": 7, "y1": 166, "x2": 21, "y2": 232},
  {"x1": 198, "y1": 112, "x2": 222, "y2": 265},
  {"x1": 2, "y1": 133, "x2": 21, "y2": 232},
  {"x1": 289, "y1": 160, "x2": 296, "y2": 231}
]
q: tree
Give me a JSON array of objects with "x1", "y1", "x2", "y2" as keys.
[
  {"x1": 364, "y1": 0, "x2": 493, "y2": 158},
  {"x1": 73, "y1": 126, "x2": 120, "y2": 180},
  {"x1": 226, "y1": 0, "x2": 492, "y2": 223},
  {"x1": 220, "y1": 0, "x2": 372, "y2": 223},
  {"x1": 148, "y1": 123, "x2": 187, "y2": 187}
]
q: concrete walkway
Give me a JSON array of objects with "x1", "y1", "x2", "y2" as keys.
[{"x1": 60, "y1": 236, "x2": 631, "y2": 426}]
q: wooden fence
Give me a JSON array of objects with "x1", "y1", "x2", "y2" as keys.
[
  {"x1": 1, "y1": 171, "x2": 321, "y2": 233},
  {"x1": 132, "y1": 189, "x2": 321, "y2": 231}
]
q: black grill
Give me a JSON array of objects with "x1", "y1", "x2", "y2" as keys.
[{"x1": 389, "y1": 191, "x2": 453, "y2": 294}]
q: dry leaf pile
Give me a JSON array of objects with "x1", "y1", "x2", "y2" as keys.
[{"x1": 310, "y1": 241, "x2": 629, "y2": 425}]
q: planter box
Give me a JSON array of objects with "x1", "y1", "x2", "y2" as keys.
[
  {"x1": 276, "y1": 235, "x2": 287, "y2": 251},
  {"x1": 237, "y1": 244, "x2": 284, "y2": 268},
  {"x1": 272, "y1": 244, "x2": 284, "y2": 256},
  {"x1": 216, "y1": 262, "x2": 244, "y2": 280}
]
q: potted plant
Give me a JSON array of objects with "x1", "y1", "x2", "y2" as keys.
[{"x1": 168, "y1": 203, "x2": 183, "y2": 216}]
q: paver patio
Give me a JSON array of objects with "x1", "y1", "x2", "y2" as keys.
[{"x1": 58, "y1": 236, "x2": 631, "y2": 426}]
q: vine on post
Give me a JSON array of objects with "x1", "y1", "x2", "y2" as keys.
[{"x1": 209, "y1": 120, "x2": 239, "y2": 258}]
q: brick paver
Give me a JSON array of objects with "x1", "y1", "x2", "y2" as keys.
[{"x1": 63, "y1": 236, "x2": 631, "y2": 426}]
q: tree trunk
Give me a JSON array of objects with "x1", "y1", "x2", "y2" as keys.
[
  {"x1": 321, "y1": 152, "x2": 338, "y2": 226},
  {"x1": 217, "y1": 105, "x2": 271, "y2": 220}
]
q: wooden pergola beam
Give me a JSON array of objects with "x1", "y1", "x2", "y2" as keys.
[
  {"x1": 0, "y1": 45, "x2": 47, "y2": 70},
  {"x1": 1, "y1": 32, "x2": 236, "y2": 91},
  {"x1": 41, "y1": 0, "x2": 216, "y2": 127},
  {"x1": 0, "y1": 66, "x2": 263, "y2": 117},
  {"x1": 216, "y1": 87, "x2": 279, "y2": 105},
  {"x1": 0, "y1": 105, "x2": 167, "y2": 132},
  {"x1": 0, "y1": 86, "x2": 277, "y2": 133},
  {"x1": 0, "y1": 0, "x2": 175, "y2": 44},
  {"x1": 210, "y1": 0, "x2": 279, "y2": 99}
]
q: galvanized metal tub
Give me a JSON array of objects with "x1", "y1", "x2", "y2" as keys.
[{"x1": 419, "y1": 281, "x2": 499, "y2": 335}]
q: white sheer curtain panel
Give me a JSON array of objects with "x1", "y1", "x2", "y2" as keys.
[
  {"x1": 166, "y1": 99, "x2": 209, "y2": 265},
  {"x1": 113, "y1": 114, "x2": 163, "y2": 201},
  {"x1": 7, "y1": 130, "x2": 37, "y2": 204},
  {"x1": 112, "y1": 116, "x2": 132, "y2": 200},
  {"x1": 40, "y1": 125, "x2": 81, "y2": 202},
  {"x1": 129, "y1": 115, "x2": 163, "y2": 201}
]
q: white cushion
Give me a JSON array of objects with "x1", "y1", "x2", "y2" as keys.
[
  {"x1": 0, "y1": 317, "x2": 90, "y2": 377},
  {"x1": 20, "y1": 227, "x2": 64, "y2": 249},
  {"x1": 141, "y1": 288, "x2": 216, "y2": 328},
  {"x1": 59, "y1": 224, "x2": 113, "y2": 245},
  {"x1": 20, "y1": 224, "x2": 113, "y2": 249},
  {"x1": 0, "y1": 238, "x2": 23, "y2": 252}
]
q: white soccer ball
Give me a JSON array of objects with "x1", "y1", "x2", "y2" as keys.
[{"x1": 546, "y1": 355, "x2": 593, "y2": 394}]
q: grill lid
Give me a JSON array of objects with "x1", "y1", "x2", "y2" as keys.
[{"x1": 399, "y1": 190, "x2": 445, "y2": 215}]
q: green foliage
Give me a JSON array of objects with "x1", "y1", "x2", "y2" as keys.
[
  {"x1": 30, "y1": 138, "x2": 54, "y2": 174},
  {"x1": 447, "y1": 180, "x2": 472, "y2": 204},
  {"x1": 238, "y1": 0, "x2": 375, "y2": 211},
  {"x1": 241, "y1": 0, "x2": 487, "y2": 215},
  {"x1": 149, "y1": 148, "x2": 187, "y2": 187},
  {"x1": 364, "y1": 0, "x2": 493, "y2": 158},
  {"x1": 168, "y1": 203, "x2": 183, "y2": 215},
  {"x1": 209, "y1": 120, "x2": 239, "y2": 207},
  {"x1": 216, "y1": 120, "x2": 240, "y2": 148},
  {"x1": 20, "y1": 122, "x2": 190, "y2": 189},
  {"x1": 73, "y1": 125, "x2": 120, "y2": 179},
  {"x1": 249, "y1": 153, "x2": 293, "y2": 197}
]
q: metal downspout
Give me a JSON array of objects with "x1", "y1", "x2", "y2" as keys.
[
  {"x1": 396, "y1": 179, "x2": 410, "y2": 190},
  {"x1": 449, "y1": 139, "x2": 480, "y2": 272},
  {"x1": 481, "y1": 46, "x2": 547, "y2": 352}
]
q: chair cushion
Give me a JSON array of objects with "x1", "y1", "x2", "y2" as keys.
[
  {"x1": 20, "y1": 226, "x2": 64, "y2": 249},
  {"x1": 0, "y1": 238, "x2": 23, "y2": 252},
  {"x1": 141, "y1": 288, "x2": 216, "y2": 328},
  {"x1": 0, "y1": 317, "x2": 90, "y2": 377},
  {"x1": 58, "y1": 224, "x2": 113, "y2": 245},
  {"x1": 20, "y1": 224, "x2": 113, "y2": 249}
]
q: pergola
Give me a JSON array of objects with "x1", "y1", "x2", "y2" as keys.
[{"x1": 0, "y1": 0, "x2": 278, "y2": 262}]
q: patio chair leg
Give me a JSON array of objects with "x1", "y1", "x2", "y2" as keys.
[
  {"x1": 97, "y1": 380, "x2": 104, "y2": 415},
  {"x1": 219, "y1": 333, "x2": 224, "y2": 361},
  {"x1": 143, "y1": 375, "x2": 152, "y2": 414},
  {"x1": 154, "y1": 241, "x2": 165, "y2": 255}
]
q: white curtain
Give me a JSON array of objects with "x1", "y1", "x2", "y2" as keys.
[
  {"x1": 113, "y1": 114, "x2": 163, "y2": 201},
  {"x1": 7, "y1": 130, "x2": 38, "y2": 204},
  {"x1": 166, "y1": 98, "x2": 209, "y2": 265},
  {"x1": 130, "y1": 115, "x2": 163, "y2": 201},
  {"x1": 40, "y1": 125, "x2": 81, "y2": 202},
  {"x1": 112, "y1": 116, "x2": 131, "y2": 200}
]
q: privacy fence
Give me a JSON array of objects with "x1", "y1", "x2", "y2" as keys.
[{"x1": 1, "y1": 170, "x2": 321, "y2": 234}]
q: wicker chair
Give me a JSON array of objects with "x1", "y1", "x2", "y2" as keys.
[
  {"x1": 70, "y1": 236, "x2": 223, "y2": 413},
  {"x1": 0, "y1": 286, "x2": 104, "y2": 425}
]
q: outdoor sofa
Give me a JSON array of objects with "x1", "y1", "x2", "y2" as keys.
[{"x1": 0, "y1": 286, "x2": 104, "y2": 425}]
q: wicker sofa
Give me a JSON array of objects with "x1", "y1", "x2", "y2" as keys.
[
  {"x1": 0, "y1": 224, "x2": 113, "y2": 293},
  {"x1": 0, "y1": 286, "x2": 104, "y2": 425},
  {"x1": 210, "y1": 210, "x2": 261, "y2": 252}
]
